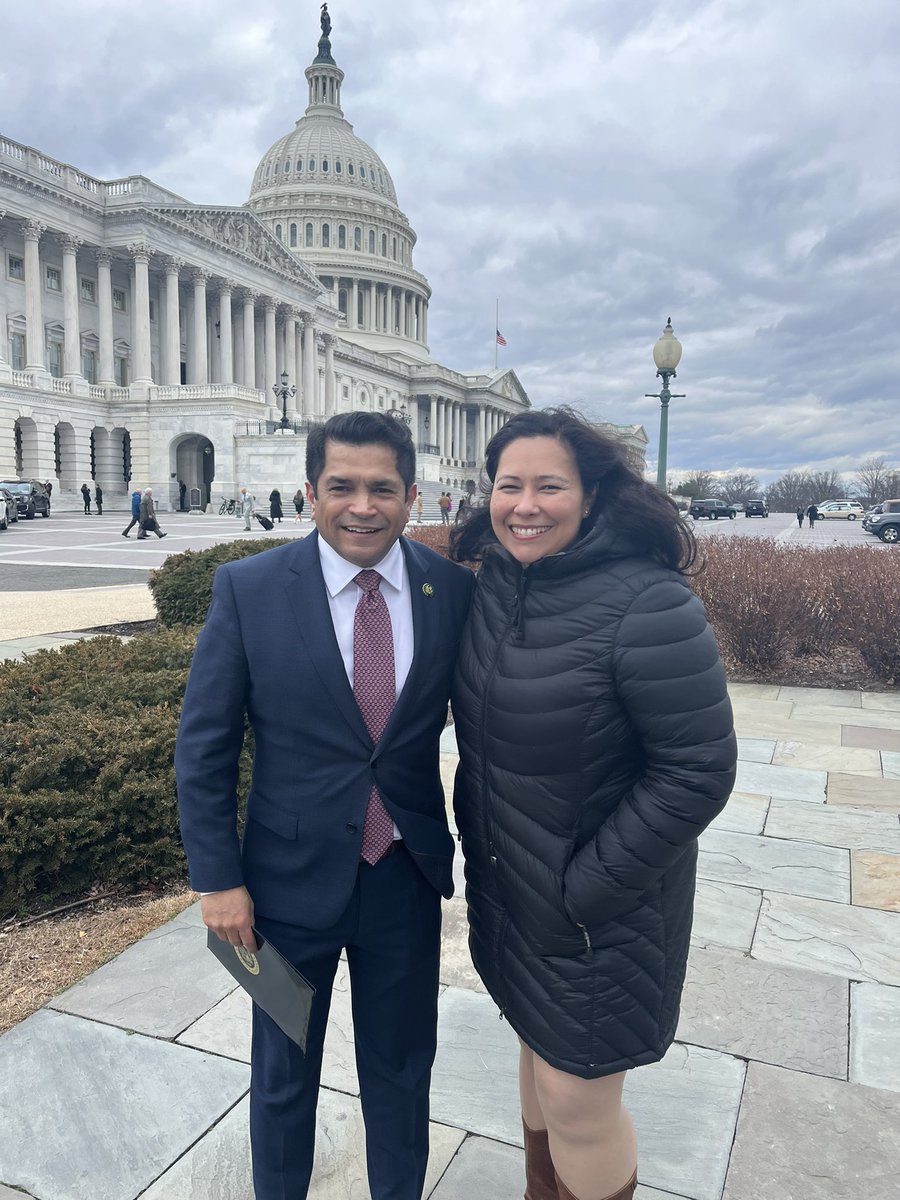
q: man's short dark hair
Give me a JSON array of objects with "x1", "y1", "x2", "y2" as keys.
[{"x1": 306, "y1": 412, "x2": 416, "y2": 494}]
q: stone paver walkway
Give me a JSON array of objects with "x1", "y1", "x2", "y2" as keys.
[{"x1": 1, "y1": 655, "x2": 899, "y2": 1197}]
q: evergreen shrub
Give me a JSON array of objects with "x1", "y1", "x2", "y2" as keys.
[
  {"x1": 149, "y1": 538, "x2": 292, "y2": 626},
  {"x1": 0, "y1": 630, "x2": 253, "y2": 917}
]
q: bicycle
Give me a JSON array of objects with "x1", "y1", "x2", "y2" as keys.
[{"x1": 218, "y1": 497, "x2": 237, "y2": 515}]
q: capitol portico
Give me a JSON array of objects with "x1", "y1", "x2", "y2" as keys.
[{"x1": 0, "y1": 10, "x2": 531, "y2": 511}]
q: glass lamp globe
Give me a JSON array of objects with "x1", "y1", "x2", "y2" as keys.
[{"x1": 652, "y1": 318, "x2": 682, "y2": 373}]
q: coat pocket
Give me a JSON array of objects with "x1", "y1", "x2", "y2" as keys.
[{"x1": 246, "y1": 793, "x2": 299, "y2": 840}]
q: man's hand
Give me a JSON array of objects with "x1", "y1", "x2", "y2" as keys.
[{"x1": 201, "y1": 886, "x2": 257, "y2": 951}]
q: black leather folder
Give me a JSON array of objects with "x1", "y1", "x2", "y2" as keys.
[{"x1": 207, "y1": 928, "x2": 315, "y2": 1052}]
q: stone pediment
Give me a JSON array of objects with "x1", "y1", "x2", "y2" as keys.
[
  {"x1": 147, "y1": 206, "x2": 322, "y2": 291},
  {"x1": 489, "y1": 368, "x2": 530, "y2": 408}
]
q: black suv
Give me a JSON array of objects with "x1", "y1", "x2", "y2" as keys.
[
  {"x1": 0, "y1": 480, "x2": 51, "y2": 519},
  {"x1": 689, "y1": 498, "x2": 736, "y2": 520},
  {"x1": 744, "y1": 499, "x2": 769, "y2": 518}
]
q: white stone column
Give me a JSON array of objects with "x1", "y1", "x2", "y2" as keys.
[
  {"x1": 478, "y1": 405, "x2": 486, "y2": 460},
  {"x1": 264, "y1": 300, "x2": 277, "y2": 400},
  {"x1": 323, "y1": 334, "x2": 336, "y2": 417},
  {"x1": 445, "y1": 400, "x2": 453, "y2": 460},
  {"x1": 453, "y1": 403, "x2": 462, "y2": 461},
  {"x1": 130, "y1": 244, "x2": 153, "y2": 383},
  {"x1": 233, "y1": 311, "x2": 244, "y2": 385},
  {"x1": 218, "y1": 283, "x2": 233, "y2": 385},
  {"x1": 241, "y1": 290, "x2": 257, "y2": 389},
  {"x1": 422, "y1": 300, "x2": 429, "y2": 347},
  {"x1": 275, "y1": 314, "x2": 285, "y2": 382},
  {"x1": 190, "y1": 269, "x2": 209, "y2": 385},
  {"x1": 302, "y1": 316, "x2": 317, "y2": 417},
  {"x1": 96, "y1": 251, "x2": 114, "y2": 385},
  {"x1": 350, "y1": 279, "x2": 359, "y2": 329},
  {"x1": 436, "y1": 398, "x2": 445, "y2": 456},
  {"x1": 429, "y1": 394, "x2": 438, "y2": 446},
  {"x1": 294, "y1": 320, "x2": 304, "y2": 406},
  {"x1": 162, "y1": 258, "x2": 182, "y2": 385},
  {"x1": 60, "y1": 235, "x2": 82, "y2": 377},
  {"x1": 23, "y1": 219, "x2": 46, "y2": 370},
  {"x1": 284, "y1": 312, "x2": 297, "y2": 390}
]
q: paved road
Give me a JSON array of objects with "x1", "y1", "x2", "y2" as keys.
[
  {"x1": 0, "y1": 510, "x2": 312, "y2": 592},
  {"x1": 0, "y1": 509, "x2": 891, "y2": 594}
]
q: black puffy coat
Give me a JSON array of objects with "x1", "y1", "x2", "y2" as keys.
[{"x1": 451, "y1": 525, "x2": 736, "y2": 1077}]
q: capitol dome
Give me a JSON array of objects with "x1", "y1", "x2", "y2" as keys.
[{"x1": 246, "y1": 10, "x2": 431, "y2": 361}]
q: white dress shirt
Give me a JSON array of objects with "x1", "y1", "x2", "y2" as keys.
[{"x1": 316, "y1": 535, "x2": 414, "y2": 697}]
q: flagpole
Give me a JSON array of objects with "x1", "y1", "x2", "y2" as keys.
[{"x1": 494, "y1": 299, "x2": 499, "y2": 371}]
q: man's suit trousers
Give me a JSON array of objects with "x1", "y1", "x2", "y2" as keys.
[{"x1": 250, "y1": 845, "x2": 442, "y2": 1200}]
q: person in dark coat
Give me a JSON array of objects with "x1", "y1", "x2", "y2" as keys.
[
  {"x1": 138, "y1": 488, "x2": 167, "y2": 539},
  {"x1": 293, "y1": 487, "x2": 305, "y2": 521},
  {"x1": 94, "y1": 484, "x2": 103, "y2": 515},
  {"x1": 122, "y1": 487, "x2": 143, "y2": 536},
  {"x1": 269, "y1": 488, "x2": 284, "y2": 523},
  {"x1": 796, "y1": 506, "x2": 804, "y2": 528},
  {"x1": 80, "y1": 483, "x2": 91, "y2": 514},
  {"x1": 806, "y1": 503, "x2": 819, "y2": 526},
  {"x1": 179, "y1": 479, "x2": 187, "y2": 511},
  {"x1": 450, "y1": 409, "x2": 736, "y2": 1200}
]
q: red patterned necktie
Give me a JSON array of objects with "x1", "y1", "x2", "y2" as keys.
[{"x1": 353, "y1": 569, "x2": 396, "y2": 864}]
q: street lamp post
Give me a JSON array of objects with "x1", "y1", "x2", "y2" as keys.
[
  {"x1": 646, "y1": 318, "x2": 684, "y2": 491},
  {"x1": 272, "y1": 369, "x2": 296, "y2": 432}
]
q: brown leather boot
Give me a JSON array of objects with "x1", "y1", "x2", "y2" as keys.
[
  {"x1": 554, "y1": 1169, "x2": 637, "y2": 1200},
  {"x1": 523, "y1": 1121, "x2": 558, "y2": 1200}
]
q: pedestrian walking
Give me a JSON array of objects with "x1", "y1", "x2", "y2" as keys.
[
  {"x1": 44, "y1": 480, "x2": 53, "y2": 498},
  {"x1": 269, "y1": 488, "x2": 284, "y2": 523},
  {"x1": 796, "y1": 506, "x2": 804, "y2": 528},
  {"x1": 293, "y1": 488, "x2": 305, "y2": 521},
  {"x1": 416, "y1": 491, "x2": 424, "y2": 523},
  {"x1": 806, "y1": 503, "x2": 818, "y2": 527},
  {"x1": 179, "y1": 479, "x2": 187, "y2": 511},
  {"x1": 122, "y1": 487, "x2": 143, "y2": 537},
  {"x1": 454, "y1": 495, "x2": 466, "y2": 524},
  {"x1": 95, "y1": 484, "x2": 103, "y2": 515},
  {"x1": 138, "y1": 488, "x2": 167, "y2": 539},
  {"x1": 80, "y1": 483, "x2": 92, "y2": 514},
  {"x1": 239, "y1": 487, "x2": 256, "y2": 530},
  {"x1": 439, "y1": 491, "x2": 451, "y2": 526}
]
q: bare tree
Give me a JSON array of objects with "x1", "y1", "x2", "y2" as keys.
[
  {"x1": 766, "y1": 472, "x2": 813, "y2": 511},
  {"x1": 720, "y1": 472, "x2": 761, "y2": 504},
  {"x1": 807, "y1": 470, "x2": 845, "y2": 501},
  {"x1": 854, "y1": 457, "x2": 897, "y2": 507},
  {"x1": 676, "y1": 471, "x2": 720, "y2": 499}
]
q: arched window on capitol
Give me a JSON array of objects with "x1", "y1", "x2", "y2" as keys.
[
  {"x1": 354, "y1": 226, "x2": 361, "y2": 250},
  {"x1": 338, "y1": 225, "x2": 346, "y2": 248},
  {"x1": 306, "y1": 223, "x2": 314, "y2": 247},
  {"x1": 275, "y1": 224, "x2": 283, "y2": 241},
  {"x1": 322, "y1": 224, "x2": 330, "y2": 247},
  {"x1": 290, "y1": 224, "x2": 297, "y2": 247},
  {"x1": 368, "y1": 230, "x2": 375, "y2": 253}
]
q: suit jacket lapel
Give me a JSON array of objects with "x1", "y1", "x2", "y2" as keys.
[
  {"x1": 376, "y1": 537, "x2": 439, "y2": 749},
  {"x1": 284, "y1": 532, "x2": 371, "y2": 749}
]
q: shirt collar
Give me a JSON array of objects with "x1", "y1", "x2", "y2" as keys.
[{"x1": 317, "y1": 535, "x2": 406, "y2": 598}]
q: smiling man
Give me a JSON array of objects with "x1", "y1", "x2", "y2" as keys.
[{"x1": 176, "y1": 412, "x2": 474, "y2": 1199}]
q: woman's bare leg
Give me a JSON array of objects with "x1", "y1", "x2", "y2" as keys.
[{"x1": 530, "y1": 1052, "x2": 637, "y2": 1199}]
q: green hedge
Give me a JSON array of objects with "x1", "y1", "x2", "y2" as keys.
[
  {"x1": 149, "y1": 538, "x2": 294, "y2": 627},
  {"x1": 0, "y1": 629, "x2": 253, "y2": 917}
]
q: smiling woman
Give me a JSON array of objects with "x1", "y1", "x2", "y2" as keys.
[{"x1": 449, "y1": 407, "x2": 736, "y2": 1200}]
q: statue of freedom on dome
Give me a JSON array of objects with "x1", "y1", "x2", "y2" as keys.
[{"x1": 320, "y1": 4, "x2": 332, "y2": 39}]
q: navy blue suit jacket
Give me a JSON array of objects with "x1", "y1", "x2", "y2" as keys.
[{"x1": 176, "y1": 532, "x2": 474, "y2": 929}]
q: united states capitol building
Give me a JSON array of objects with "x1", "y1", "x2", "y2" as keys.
[{"x1": 0, "y1": 10, "x2": 645, "y2": 512}]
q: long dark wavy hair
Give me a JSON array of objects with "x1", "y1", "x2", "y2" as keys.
[{"x1": 449, "y1": 407, "x2": 698, "y2": 572}]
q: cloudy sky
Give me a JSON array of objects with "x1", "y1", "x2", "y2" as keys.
[{"x1": 3, "y1": 0, "x2": 898, "y2": 484}]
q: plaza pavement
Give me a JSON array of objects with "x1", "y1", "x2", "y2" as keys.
[{"x1": 1, "y1": 519, "x2": 899, "y2": 1199}]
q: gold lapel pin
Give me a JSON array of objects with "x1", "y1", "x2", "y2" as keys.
[{"x1": 422, "y1": 583, "x2": 434, "y2": 597}]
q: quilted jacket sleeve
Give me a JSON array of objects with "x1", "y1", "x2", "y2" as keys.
[{"x1": 564, "y1": 577, "x2": 736, "y2": 925}]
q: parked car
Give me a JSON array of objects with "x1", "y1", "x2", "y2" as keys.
[
  {"x1": 0, "y1": 487, "x2": 18, "y2": 530},
  {"x1": 744, "y1": 499, "x2": 769, "y2": 518},
  {"x1": 815, "y1": 500, "x2": 864, "y2": 521},
  {"x1": 867, "y1": 511, "x2": 900, "y2": 543},
  {"x1": 689, "y1": 498, "x2": 737, "y2": 520},
  {"x1": 0, "y1": 479, "x2": 51, "y2": 519}
]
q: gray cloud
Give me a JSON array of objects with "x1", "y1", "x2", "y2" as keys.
[{"x1": 3, "y1": 0, "x2": 898, "y2": 485}]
